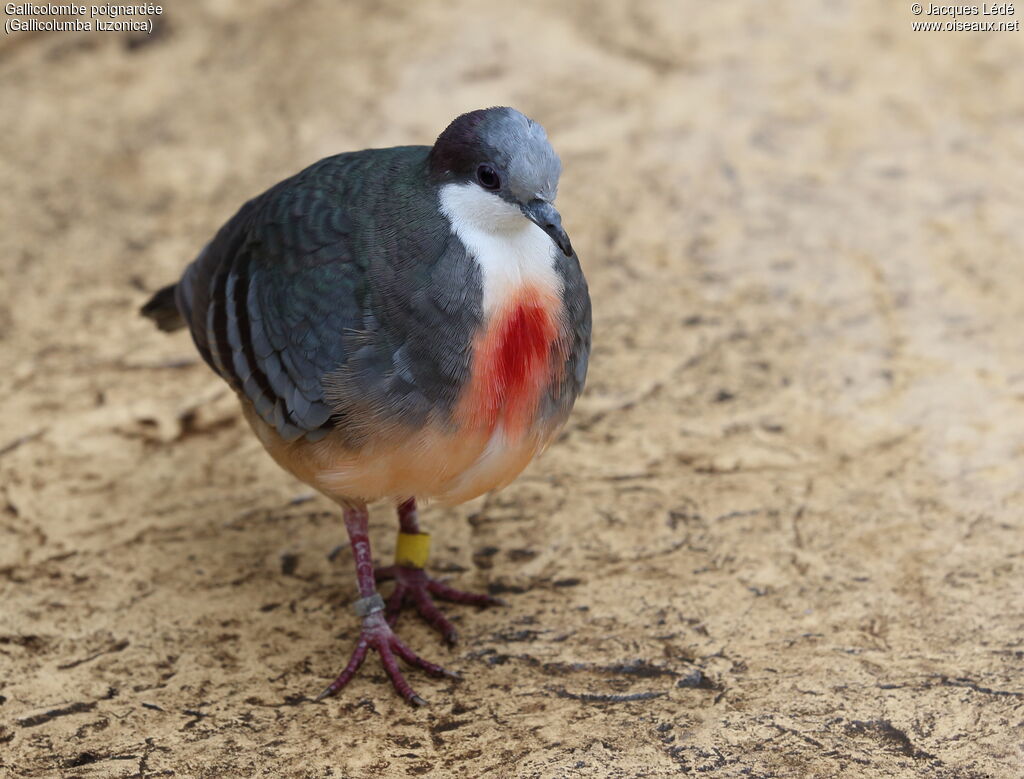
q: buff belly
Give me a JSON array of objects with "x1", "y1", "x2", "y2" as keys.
[{"x1": 244, "y1": 403, "x2": 559, "y2": 506}]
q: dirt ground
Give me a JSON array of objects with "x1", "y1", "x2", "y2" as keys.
[{"x1": 2, "y1": 1, "x2": 1023, "y2": 776}]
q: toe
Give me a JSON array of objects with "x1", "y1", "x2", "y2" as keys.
[
  {"x1": 377, "y1": 640, "x2": 423, "y2": 704},
  {"x1": 390, "y1": 635, "x2": 457, "y2": 679},
  {"x1": 411, "y1": 587, "x2": 460, "y2": 644},
  {"x1": 385, "y1": 585, "x2": 406, "y2": 627},
  {"x1": 374, "y1": 565, "x2": 398, "y2": 582},
  {"x1": 317, "y1": 637, "x2": 370, "y2": 700},
  {"x1": 427, "y1": 578, "x2": 506, "y2": 608}
]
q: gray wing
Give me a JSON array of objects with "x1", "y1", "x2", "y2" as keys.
[
  {"x1": 175, "y1": 147, "x2": 483, "y2": 445},
  {"x1": 176, "y1": 153, "x2": 384, "y2": 441},
  {"x1": 547, "y1": 251, "x2": 592, "y2": 419}
]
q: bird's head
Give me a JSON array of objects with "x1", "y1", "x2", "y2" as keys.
[{"x1": 428, "y1": 107, "x2": 573, "y2": 257}]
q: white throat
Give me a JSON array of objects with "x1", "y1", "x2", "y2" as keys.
[{"x1": 438, "y1": 182, "x2": 561, "y2": 316}]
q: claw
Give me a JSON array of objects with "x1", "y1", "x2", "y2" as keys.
[
  {"x1": 318, "y1": 611, "x2": 452, "y2": 704},
  {"x1": 319, "y1": 559, "x2": 503, "y2": 704},
  {"x1": 383, "y1": 565, "x2": 505, "y2": 644}
]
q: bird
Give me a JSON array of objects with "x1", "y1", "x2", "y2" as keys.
[{"x1": 141, "y1": 107, "x2": 591, "y2": 705}]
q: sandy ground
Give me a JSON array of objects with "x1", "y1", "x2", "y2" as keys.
[{"x1": 2, "y1": 1, "x2": 1023, "y2": 776}]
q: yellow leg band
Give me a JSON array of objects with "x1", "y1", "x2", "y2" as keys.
[{"x1": 395, "y1": 531, "x2": 431, "y2": 569}]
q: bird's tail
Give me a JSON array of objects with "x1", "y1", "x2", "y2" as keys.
[{"x1": 140, "y1": 283, "x2": 185, "y2": 332}]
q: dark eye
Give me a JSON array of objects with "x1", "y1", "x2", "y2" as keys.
[{"x1": 476, "y1": 164, "x2": 500, "y2": 190}]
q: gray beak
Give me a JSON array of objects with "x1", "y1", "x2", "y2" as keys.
[{"x1": 523, "y1": 199, "x2": 574, "y2": 257}]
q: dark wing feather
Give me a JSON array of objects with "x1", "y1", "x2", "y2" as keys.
[
  {"x1": 174, "y1": 146, "x2": 481, "y2": 446},
  {"x1": 175, "y1": 155, "x2": 373, "y2": 442},
  {"x1": 545, "y1": 251, "x2": 591, "y2": 421}
]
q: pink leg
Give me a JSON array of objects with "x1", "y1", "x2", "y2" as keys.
[
  {"x1": 375, "y1": 498, "x2": 505, "y2": 644},
  {"x1": 317, "y1": 503, "x2": 455, "y2": 705},
  {"x1": 397, "y1": 496, "x2": 420, "y2": 533}
]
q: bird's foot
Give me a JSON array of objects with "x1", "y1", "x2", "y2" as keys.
[
  {"x1": 375, "y1": 564, "x2": 506, "y2": 645},
  {"x1": 316, "y1": 610, "x2": 455, "y2": 706}
]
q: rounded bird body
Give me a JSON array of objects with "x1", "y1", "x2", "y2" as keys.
[{"x1": 142, "y1": 107, "x2": 591, "y2": 704}]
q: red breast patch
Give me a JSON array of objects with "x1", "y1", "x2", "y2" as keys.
[{"x1": 460, "y1": 286, "x2": 564, "y2": 439}]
